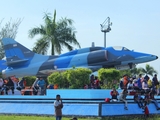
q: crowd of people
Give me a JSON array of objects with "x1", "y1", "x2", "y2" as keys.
[
  {"x1": 109, "y1": 73, "x2": 160, "y2": 118},
  {"x1": 0, "y1": 76, "x2": 47, "y2": 95},
  {"x1": 119, "y1": 74, "x2": 159, "y2": 95},
  {"x1": 84, "y1": 74, "x2": 102, "y2": 89}
]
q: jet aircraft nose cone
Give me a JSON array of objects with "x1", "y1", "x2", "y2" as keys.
[{"x1": 151, "y1": 55, "x2": 158, "y2": 59}]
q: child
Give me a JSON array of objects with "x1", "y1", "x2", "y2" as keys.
[
  {"x1": 144, "y1": 101, "x2": 149, "y2": 119},
  {"x1": 110, "y1": 87, "x2": 119, "y2": 102}
]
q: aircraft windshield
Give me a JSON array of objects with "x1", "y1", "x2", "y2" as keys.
[{"x1": 112, "y1": 46, "x2": 130, "y2": 51}]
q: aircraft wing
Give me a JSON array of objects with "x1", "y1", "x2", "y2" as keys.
[{"x1": 38, "y1": 65, "x2": 102, "y2": 75}]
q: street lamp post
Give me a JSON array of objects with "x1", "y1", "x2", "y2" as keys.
[{"x1": 100, "y1": 17, "x2": 112, "y2": 48}]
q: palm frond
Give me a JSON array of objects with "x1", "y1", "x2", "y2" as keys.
[
  {"x1": 28, "y1": 26, "x2": 46, "y2": 38},
  {"x1": 29, "y1": 11, "x2": 80, "y2": 55},
  {"x1": 59, "y1": 41, "x2": 73, "y2": 51},
  {"x1": 32, "y1": 37, "x2": 50, "y2": 55}
]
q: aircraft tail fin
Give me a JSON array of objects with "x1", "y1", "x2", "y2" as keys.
[{"x1": 2, "y1": 38, "x2": 36, "y2": 67}]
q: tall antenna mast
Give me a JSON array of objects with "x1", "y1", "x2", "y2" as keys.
[{"x1": 100, "y1": 17, "x2": 112, "y2": 47}]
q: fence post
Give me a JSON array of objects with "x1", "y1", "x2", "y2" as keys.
[{"x1": 98, "y1": 102, "x2": 102, "y2": 117}]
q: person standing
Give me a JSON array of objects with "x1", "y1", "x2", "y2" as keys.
[
  {"x1": 32, "y1": 78, "x2": 40, "y2": 95},
  {"x1": 37, "y1": 77, "x2": 46, "y2": 95},
  {"x1": 152, "y1": 74, "x2": 159, "y2": 95},
  {"x1": 54, "y1": 94, "x2": 63, "y2": 120},
  {"x1": 119, "y1": 87, "x2": 128, "y2": 110}
]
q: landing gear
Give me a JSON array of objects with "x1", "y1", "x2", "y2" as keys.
[{"x1": 128, "y1": 63, "x2": 136, "y2": 69}]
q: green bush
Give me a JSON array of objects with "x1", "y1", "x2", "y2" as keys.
[
  {"x1": 23, "y1": 76, "x2": 36, "y2": 86},
  {"x1": 48, "y1": 68, "x2": 92, "y2": 89},
  {"x1": 98, "y1": 68, "x2": 120, "y2": 89},
  {"x1": 66, "y1": 68, "x2": 92, "y2": 89},
  {"x1": 48, "y1": 71, "x2": 68, "y2": 88}
]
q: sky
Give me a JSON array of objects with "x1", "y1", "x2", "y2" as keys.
[{"x1": 1, "y1": 0, "x2": 160, "y2": 78}]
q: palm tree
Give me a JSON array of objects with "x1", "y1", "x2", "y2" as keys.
[
  {"x1": 130, "y1": 67, "x2": 142, "y2": 77},
  {"x1": 28, "y1": 10, "x2": 81, "y2": 55},
  {"x1": 139, "y1": 64, "x2": 157, "y2": 76}
]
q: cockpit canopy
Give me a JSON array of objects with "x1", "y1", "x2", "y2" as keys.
[{"x1": 112, "y1": 46, "x2": 130, "y2": 51}]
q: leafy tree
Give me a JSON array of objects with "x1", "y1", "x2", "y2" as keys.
[
  {"x1": 0, "y1": 18, "x2": 22, "y2": 59},
  {"x1": 28, "y1": 10, "x2": 80, "y2": 55},
  {"x1": 119, "y1": 69, "x2": 132, "y2": 78},
  {"x1": 130, "y1": 67, "x2": 142, "y2": 77},
  {"x1": 98, "y1": 68, "x2": 120, "y2": 88},
  {"x1": 119, "y1": 65, "x2": 157, "y2": 78},
  {"x1": 139, "y1": 64, "x2": 157, "y2": 76}
]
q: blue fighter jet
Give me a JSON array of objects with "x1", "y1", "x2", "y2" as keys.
[{"x1": 1, "y1": 38, "x2": 158, "y2": 77}]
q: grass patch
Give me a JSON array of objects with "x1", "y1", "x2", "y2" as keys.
[
  {"x1": 0, "y1": 115, "x2": 160, "y2": 120},
  {"x1": 0, "y1": 115, "x2": 99, "y2": 120}
]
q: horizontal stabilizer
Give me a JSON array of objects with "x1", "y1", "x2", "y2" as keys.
[{"x1": 7, "y1": 59, "x2": 29, "y2": 66}]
